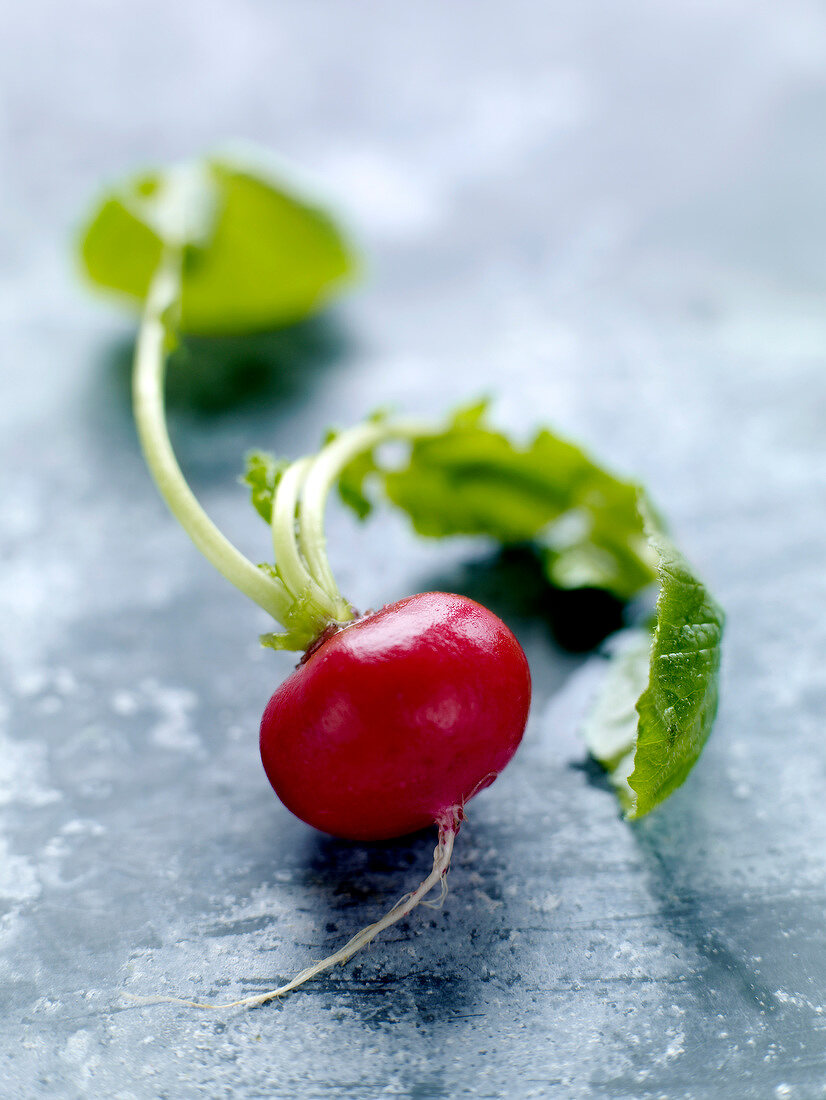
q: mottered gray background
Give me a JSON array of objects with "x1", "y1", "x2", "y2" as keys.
[{"x1": 2, "y1": 2, "x2": 826, "y2": 1097}]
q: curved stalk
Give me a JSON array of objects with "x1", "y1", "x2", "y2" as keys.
[
  {"x1": 298, "y1": 417, "x2": 431, "y2": 602},
  {"x1": 271, "y1": 457, "x2": 352, "y2": 628},
  {"x1": 133, "y1": 257, "x2": 294, "y2": 624}
]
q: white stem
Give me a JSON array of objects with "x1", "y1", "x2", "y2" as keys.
[
  {"x1": 270, "y1": 457, "x2": 349, "y2": 629},
  {"x1": 133, "y1": 259, "x2": 293, "y2": 624},
  {"x1": 126, "y1": 819, "x2": 458, "y2": 1011},
  {"x1": 298, "y1": 417, "x2": 430, "y2": 601}
]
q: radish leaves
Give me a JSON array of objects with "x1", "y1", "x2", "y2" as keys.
[
  {"x1": 581, "y1": 505, "x2": 724, "y2": 817},
  {"x1": 80, "y1": 156, "x2": 355, "y2": 335},
  {"x1": 243, "y1": 451, "x2": 290, "y2": 525},
  {"x1": 630, "y1": 511, "x2": 723, "y2": 814},
  {"x1": 341, "y1": 403, "x2": 658, "y2": 601}
]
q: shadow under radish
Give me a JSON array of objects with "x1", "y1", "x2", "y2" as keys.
[
  {"x1": 208, "y1": 817, "x2": 491, "y2": 1021},
  {"x1": 281, "y1": 823, "x2": 506, "y2": 1026}
]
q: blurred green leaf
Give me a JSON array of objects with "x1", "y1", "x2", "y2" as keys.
[
  {"x1": 371, "y1": 404, "x2": 657, "y2": 601},
  {"x1": 80, "y1": 156, "x2": 356, "y2": 334}
]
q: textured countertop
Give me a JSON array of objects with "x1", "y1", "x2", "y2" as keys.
[{"x1": 2, "y1": 2, "x2": 826, "y2": 1097}]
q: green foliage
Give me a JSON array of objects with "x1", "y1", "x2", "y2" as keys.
[
  {"x1": 80, "y1": 156, "x2": 356, "y2": 334},
  {"x1": 241, "y1": 451, "x2": 288, "y2": 525},
  {"x1": 338, "y1": 448, "x2": 380, "y2": 520},
  {"x1": 365, "y1": 403, "x2": 657, "y2": 601},
  {"x1": 627, "y1": 504, "x2": 724, "y2": 816},
  {"x1": 580, "y1": 633, "x2": 651, "y2": 812},
  {"x1": 582, "y1": 497, "x2": 724, "y2": 817}
]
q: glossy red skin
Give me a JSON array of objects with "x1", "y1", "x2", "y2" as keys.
[{"x1": 260, "y1": 592, "x2": 531, "y2": 841}]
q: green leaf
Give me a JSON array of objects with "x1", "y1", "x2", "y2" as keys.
[
  {"x1": 626, "y1": 501, "x2": 724, "y2": 817},
  {"x1": 241, "y1": 451, "x2": 288, "y2": 525},
  {"x1": 580, "y1": 632, "x2": 652, "y2": 813},
  {"x1": 359, "y1": 404, "x2": 657, "y2": 601},
  {"x1": 338, "y1": 448, "x2": 380, "y2": 520},
  {"x1": 80, "y1": 155, "x2": 356, "y2": 334},
  {"x1": 583, "y1": 496, "x2": 724, "y2": 818}
]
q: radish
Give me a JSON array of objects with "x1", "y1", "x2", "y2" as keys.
[
  {"x1": 261, "y1": 591, "x2": 531, "y2": 841},
  {"x1": 127, "y1": 256, "x2": 532, "y2": 1008}
]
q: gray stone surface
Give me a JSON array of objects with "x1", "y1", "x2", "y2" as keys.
[{"x1": 2, "y1": 2, "x2": 826, "y2": 1096}]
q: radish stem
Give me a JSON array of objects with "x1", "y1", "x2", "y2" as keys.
[
  {"x1": 133, "y1": 257, "x2": 294, "y2": 625},
  {"x1": 298, "y1": 418, "x2": 430, "y2": 601},
  {"x1": 271, "y1": 456, "x2": 352, "y2": 627}
]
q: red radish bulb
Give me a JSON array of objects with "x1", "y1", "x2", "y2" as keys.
[{"x1": 260, "y1": 591, "x2": 531, "y2": 840}]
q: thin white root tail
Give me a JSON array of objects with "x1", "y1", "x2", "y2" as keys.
[{"x1": 124, "y1": 816, "x2": 459, "y2": 1011}]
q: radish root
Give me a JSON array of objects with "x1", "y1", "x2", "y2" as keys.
[{"x1": 125, "y1": 813, "x2": 459, "y2": 1011}]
